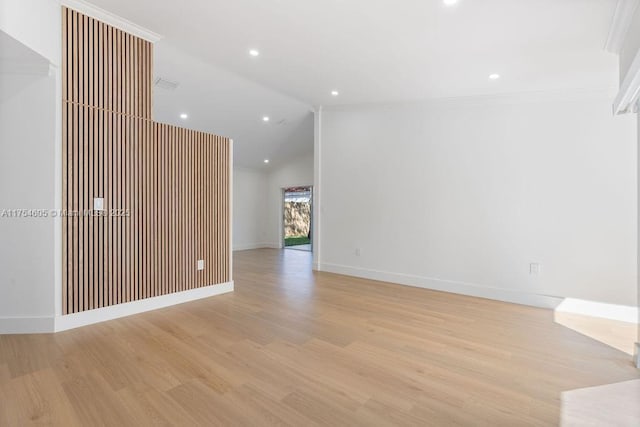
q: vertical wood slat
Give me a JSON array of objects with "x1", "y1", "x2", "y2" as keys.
[
  {"x1": 153, "y1": 122, "x2": 157, "y2": 295},
  {"x1": 62, "y1": 7, "x2": 231, "y2": 314},
  {"x1": 159, "y1": 125, "x2": 164, "y2": 297},
  {"x1": 68, "y1": 8, "x2": 74, "y2": 311},
  {"x1": 148, "y1": 119, "x2": 153, "y2": 297},
  {"x1": 224, "y1": 137, "x2": 228, "y2": 281},
  {"x1": 97, "y1": 107, "x2": 103, "y2": 309},
  {"x1": 106, "y1": 108, "x2": 112, "y2": 307},
  {"x1": 218, "y1": 136, "x2": 222, "y2": 283},
  {"x1": 106, "y1": 24, "x2": 111, "y2": 112},
  {"x1": 62, "y1": 9, "x2": 68, "y2": 314},
  {"x1": 141, "y1": 123, "x2": 147, "y2": 301},
  {"x1": 210, "y1": 134, "x2": 214, "y2": 286},
  {"x1": 216, "y1": 136, "x2": 220, "y2": 284},
  {"x1": 180, "y1": 129, "x2": 185, "y2": 293},
  {"x1": 166, "y1": 125, "x2": 170, "y2": 295},
  {"x1": 196, "y1": 132, "x2": 200, "y2": 288},
  {"x1": 204, "y1": 134, "x2": 208, "y2": 286},
  {"x1": 131, "y1": 116, "x2": 138, "y2": 303},
  {"x1": 223, "y1": 137, "x2": 227, "y2": 282},
  {"x1": 189, "y1": 129, "x2": 193, "y2": 292},
  {"x1": 124, "y1": 113, "x2": 129, "y2": 303},
  {"x1": 78, "y1": 13, "x2": 84, "y2": 312},
  {"x1": 114, "y1": 111, "x2": 120, "y2": 306},
  {"x1": 88, "y1": 105, "x2": 94, "y2": 311}
]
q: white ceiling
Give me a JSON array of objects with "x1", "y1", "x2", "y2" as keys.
[
  {"x1": 86, "y1": 0, "x2": 620, "y2": 165},
  {"x1": 152, "y1": 42, "x2": 313, "y2": 169}
]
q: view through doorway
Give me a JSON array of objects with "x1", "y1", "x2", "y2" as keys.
[{"x1": 283, "y1": 186, "x2": 312, "y2": 252}]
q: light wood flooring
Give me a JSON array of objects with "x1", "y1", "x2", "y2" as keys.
[{"x1": 1, "y1": 249, "x2": 638, "y2": 426}]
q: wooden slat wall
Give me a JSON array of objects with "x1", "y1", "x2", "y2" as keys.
[
  {"x1": 62, "y1": 7, "x2": 153, "y2": 119},
  {"x1": 62, "y1": 7, "x2": 231, "y2": 315}
]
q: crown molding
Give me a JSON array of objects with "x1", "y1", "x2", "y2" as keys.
[
  {"x1": 60, "y1": 0, "x2": 162, "y2": 43},
  {"x1": 613, "y1": 48, "x2": 640, "y2": 114},
  {"x1": 604, "y1": 0, "x2": 639, "y2": 54}
]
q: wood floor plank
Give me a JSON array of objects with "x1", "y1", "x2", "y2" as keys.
[
  {"x1": 0, "y1": 369, "x2": 81, "y2": 426},
  {"x1": 0, "y1": 248, "x2": 638, "y2": 426}
]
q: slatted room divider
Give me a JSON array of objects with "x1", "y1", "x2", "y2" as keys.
[{"x1": 61, "y1": 7, "x2": 231, "y2": 314}]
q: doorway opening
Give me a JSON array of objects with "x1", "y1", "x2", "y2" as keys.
[{"x1": 283, "y1": 186, "x2": 312, "y2": 252}]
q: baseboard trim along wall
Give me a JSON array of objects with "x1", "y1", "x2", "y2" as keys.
[
  {"x1": 317, "y1": 262, "x2": 639, "y2": 323},
  {"x1": 0, "y1": 281, "x2": 234, "y2": 334},
  {"x1": 318, "y1": 262, "x2": 562, "y2": 308},
  {"x1": 234, "y1": 243, "x2": 281, "y2": 251},
  {"x1": 554, "y1": 298, "x2": 639, "y2": 324}
]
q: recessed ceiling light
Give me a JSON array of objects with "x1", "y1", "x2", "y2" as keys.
[
  {"x1": 331, "y1": 90, "x2": 339, "y2": 96},
  {"x1": 180, "y1": 113, "x2": 188, "y2": 119},
  {"x1": 489, "y1": 73, "x2": 500, "y2": 80},
  {"x1": 264, "y1": 159, "x2": 270, "y2": 164},
  {"x1": 263, "y1": 116, "x2": 270, "y2": 122},
  {"x1": 249, "y1": 49, "x2": 260, "y2": 57},
  {"x1": 443, "y1": 0, "x2": 458, "y2": 6}
]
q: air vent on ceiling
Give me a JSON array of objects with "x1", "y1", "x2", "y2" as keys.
[
  {"x1": 154, "y1": 77, "x2": 179, "y2": 91},
  {"x1": 276, "y1": 119, "x2": 288, "y2": 126}
]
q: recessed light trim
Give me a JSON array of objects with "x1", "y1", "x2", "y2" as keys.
[
  {"x1": 180, "y1": 113, "x2": 188, "y2": 119},
  {"x1": 249, "y1": 49, "x2": 260, "y2": 57},
  {"x1": 443, "y1": 0, "x2": 458, "y2": 6},
  {"x1": 489, "y1": 73, "x2": 500, "y2": 80},
  {"x1": 262, "y1": 116, "x2": 270, "y2": 122},
  {"x1": 331, "y1": 90, "x2": 339, "y2": 96},
  {"x1": 264, "y1": 159, "x2": 270, "y2": 164}
]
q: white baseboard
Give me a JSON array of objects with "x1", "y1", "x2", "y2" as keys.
[
  {"x1": 318, "y1": 263, "x2": 639, "y2": 323},
  {"x1": 234, "y1": 242, "x2": 281, "y2": 251},
  {"x1": 0, "y1": 281, "x2": 233, "y2": 334},
  {"x1": 55, "y1": 281, "x2": 234, "y2": 332},
  {"x1": 555, "y1": 298, "x2": 639, "y2": 324},
  {"x1": 318, "y1": 262, "x2": 562, "y2": 309}
]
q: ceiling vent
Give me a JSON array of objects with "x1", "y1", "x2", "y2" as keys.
[{"x1": 154, "y1": 77, "x2": 179, "y2": 91}]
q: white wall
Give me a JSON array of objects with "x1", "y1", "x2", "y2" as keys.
[
  {"x1": 317, "y1": 91, "x2": 637, "y2": 308},
  {"x1": 232, "y1": 153, "x2": 314, "y2": 250},
  {"x1": 233, "y1": 168, "x2": 269, "y2": 250},
  {"x1": 0, "y1": 0, "x2": 61, "y2": 65},
  {"x1": 0, "y1": 0, "x2": 61, "y2": 332},
  {"x1": 265, "y1": 153, "x2": 314, "y2": 247},
  {"x1": 616, "y1": 1, "x2": 640, "y2": 356},
  {"x1": 0, "y1": 71, "x2": 56, "y2": 323},
  {"x1": 620, "y1": 4, "x2": 640, "y2": 84}
]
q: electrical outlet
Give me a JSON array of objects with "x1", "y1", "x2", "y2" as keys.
[
  {"x1": 530, "y1": 263, "x2": 541, "y2": 275},
  {"x1": 93, "y1": 197, "x2": 104, "y2": 211},
  {"x1": 197, "y1": 260, "x2": 204, "y2": 271},
  {"x1": 355, "y1": 248, "x2": 361, "y2": 256}
]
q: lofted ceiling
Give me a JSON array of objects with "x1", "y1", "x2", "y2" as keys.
[
  {"x1": 85, "y1": 0, "x2": 620, "y2": 166},
  {"x1": 152, "y1": 42, "x2": 313, "y2": 169}
]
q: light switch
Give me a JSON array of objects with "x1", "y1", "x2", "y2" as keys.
[
  {"x1": 93, "y1": 197, "x2": 104, "y2": 211},
  {"x1": 197, "y1": 260, "x2": 204, "y2": 271}
]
